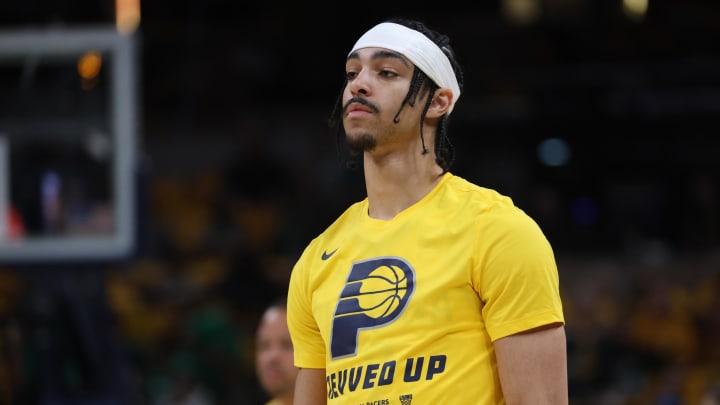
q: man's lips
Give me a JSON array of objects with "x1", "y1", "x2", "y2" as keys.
[
  {"x1": 348, "y1": 103, "x2": 372, "y2": 112},
  {"x1": 346, "y1": 103, "x2": 373, "y2": 116},
  {"x1": 343, "y1": 98, "x2": 379, "y2": 116}
]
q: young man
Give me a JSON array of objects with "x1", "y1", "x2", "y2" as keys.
[
  {"x1": 256, "y1": 298, "x2": 298, "y2": 405},
  {"x1": 287, "y1": 18, "x2": 567, "y2": 404}
]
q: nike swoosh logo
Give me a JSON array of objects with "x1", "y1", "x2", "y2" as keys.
[{"x1": 321, "y1": 248, "x2": 338, "y2": 260}]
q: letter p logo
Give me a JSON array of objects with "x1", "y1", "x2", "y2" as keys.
[{"x1": 330, "y1": 257, "x2": 416, "y2": 359}]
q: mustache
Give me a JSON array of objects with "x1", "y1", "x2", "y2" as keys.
[{"x1": 343, "y1": 97, "x2": 379, "y2": 114}]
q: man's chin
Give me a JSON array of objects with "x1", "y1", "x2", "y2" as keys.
[{"x1": 345, "y1": 133, "x2": 376, "y2": 152}]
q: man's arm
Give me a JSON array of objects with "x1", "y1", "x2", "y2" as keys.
[
  {"x1": 494, "y1": 323, "x2": 568, "y2": 405},
  {"x1": 293, "y1": 367, "x2": 327, "y2": 405}
]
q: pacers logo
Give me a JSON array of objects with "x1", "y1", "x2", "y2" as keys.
[{"x1": 330, "y1": 257, "x2": 416, "y2": 359}]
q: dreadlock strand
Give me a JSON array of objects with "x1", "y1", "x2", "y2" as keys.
[
  {"x1": 394, "y1": 68, "x2": 425, "y2": 123},
  {"x1": 328, "y1": 80, "x2": 346, "y2": 128},
  {"x1": 419, "y1": 87, "x2": 436, "y2": 155},
  {"x1": 435, "y1": 116, "x2": 455, "y2": 172}
]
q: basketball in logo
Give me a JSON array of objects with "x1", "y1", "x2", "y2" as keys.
[{"x1": 356, "y1": 264, "x2": 408, "y2": 318}]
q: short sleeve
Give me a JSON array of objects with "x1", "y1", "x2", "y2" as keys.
[
  {"x1": 287, "y1": 253, "x2": 328, "y2": 369},
  {"x1": 475, "y1": 206, "x2": 565, "y2": 342}
]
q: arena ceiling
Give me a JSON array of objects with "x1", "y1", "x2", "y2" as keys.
[{"x1": 2, "y1": 0, "x2": 718, "y2": 125}]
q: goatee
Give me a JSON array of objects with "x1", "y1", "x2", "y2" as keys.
[{"x1": 345, "y1": 133, "x2": 376, "y2": 155}]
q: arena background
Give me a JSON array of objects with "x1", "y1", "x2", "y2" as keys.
[{"x1": 0, "y1": 1, "x2": 719, "y2": 404}]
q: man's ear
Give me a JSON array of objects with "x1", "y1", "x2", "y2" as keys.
[{"x1": 427, "y1": 88, "x2": 453, "y2": 118}]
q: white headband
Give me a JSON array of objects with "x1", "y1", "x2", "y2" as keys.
[{"x1": 349, "y1": 22, "x2": 461, "y2": 114}]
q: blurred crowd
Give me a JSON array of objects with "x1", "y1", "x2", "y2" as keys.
[
  {"x1": 561, "y1": 253, "x2": 720, "y2": 404},
  {"x1": 0, "y1": 143, "x2": 718, "y2": 405}
]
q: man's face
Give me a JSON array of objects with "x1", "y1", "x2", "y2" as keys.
[
  {"x1": 256, "y1": 307, "x2": 298, "y2": 397},
  {"x1": 342, "y1": 47, "x2": 425, "y2": 152}
]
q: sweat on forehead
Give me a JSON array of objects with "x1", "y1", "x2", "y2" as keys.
[{"x1": 349, "y1": 22, "x2": 461, "y2": 114}]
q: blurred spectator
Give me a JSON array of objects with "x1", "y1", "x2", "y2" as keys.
[
  {"x1": 4, "y1": 205, "x2": 25, "y2": 241},
  {"x1": 254, "y1": 298, "x2": 296, "y2": 405}
]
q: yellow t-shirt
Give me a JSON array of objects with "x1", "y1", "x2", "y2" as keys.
[{"x1": 288, "y1": 173, "x2": 564, "y2": 404}]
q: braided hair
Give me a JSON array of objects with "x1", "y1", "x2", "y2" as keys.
[{"x1": 328, "y1": 17, "x2": 464, "y2": 172}]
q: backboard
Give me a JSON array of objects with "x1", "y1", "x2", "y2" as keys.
[{"x1": 0, "y1": 26, "x2": 138, "y2": 264}]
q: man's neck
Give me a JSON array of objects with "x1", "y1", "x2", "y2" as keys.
[{"x1": 363, "y1": 148, "x2": 444, "y2": 220}]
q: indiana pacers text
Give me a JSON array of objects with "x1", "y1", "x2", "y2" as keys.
[{"x1": 327, "y1": 355, "x2": 446, "y2": 399}]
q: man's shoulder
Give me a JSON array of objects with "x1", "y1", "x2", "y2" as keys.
[{"x1": 443, "y1": 173, "x2": 516, "y2": 210}]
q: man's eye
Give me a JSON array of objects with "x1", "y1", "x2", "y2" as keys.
[
  {"x1": 345, "y1": 71, "x2": 358, "y2": 80},
  {"x1": 379, "y1": 70, "x2": 397, "y2": 78}
]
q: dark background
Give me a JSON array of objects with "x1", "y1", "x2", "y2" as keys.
[
  {"x1": 1, "y1": 1, "x2": 719, "y2": 404},
  {"x1": 3, "y1": 0, "x2": 719, "y2": 255}
]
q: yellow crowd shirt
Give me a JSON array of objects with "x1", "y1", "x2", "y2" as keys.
[{"x1": 287, "y1": 173, "x2": 564, "y2": 404}]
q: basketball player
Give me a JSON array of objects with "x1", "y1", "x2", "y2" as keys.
[
  {"x1": 287, "y1": 18, "x2": 567, "y2": 404},
  {"x1": 255, "y1": 298, "x2": 298, "y2": 405}
]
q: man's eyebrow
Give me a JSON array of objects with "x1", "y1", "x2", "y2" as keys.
[{"x1": 347, "y1": 49, "x2": 411, "y2": 67}]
